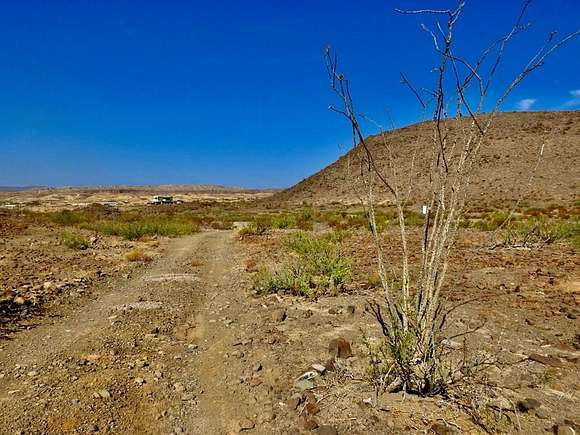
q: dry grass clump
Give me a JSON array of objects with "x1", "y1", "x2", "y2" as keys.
[{"x1": 125, "y1": 249, "x2": 153, "y2": 262}]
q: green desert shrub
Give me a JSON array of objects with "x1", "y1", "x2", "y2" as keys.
[
  {"x1": 61, "y1": 231, "x2": 89, "y2": 250},
  {"x1": 92, "y1": 220, "x2": 198, "y2": 240},
  {"x1": 254, "y1": 231, "x2": 351, "y2": 297},
  {"x1": 270, "y1": 214, "x2": 297, "y2": 229},
  {"x1": 238, "y1": 221, "x2": 269, "y2": 238},
  {"x1": 51, "y1": 210, "x2": 87, "y2": 226},
  {"x1": 498, "y1": 217, "x2": 580, "y2": 248}
]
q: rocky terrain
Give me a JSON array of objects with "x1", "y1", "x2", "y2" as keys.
[{"x1": 1, "y1": 204, "x2": 578, "y2": 433}]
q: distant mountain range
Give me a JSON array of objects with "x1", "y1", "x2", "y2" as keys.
[{"x1": 0, "y1": 186, "x2": 47, "y2": 192}]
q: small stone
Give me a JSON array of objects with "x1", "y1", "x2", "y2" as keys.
[
  {"x1": 232, "y1": 350, "x2": 244, "y2": 358},
  {"x1": 301, "y1": 418, "x2": 319, "y2": 431},
  {"x1": 13, "y1": 296, "x2": 26, "y2": 305},
  {"x1": 517, "y1": 397, "x2": 541, "y2": 412},
  {"x1": 311, "y1": 363, "x2": 326, "y2": 374},
  {"x1": 317, "y1": 426, "x2": 339, "y2": 435},
  {"x1": 535, "y1": 408, "x2": 550, "y2": 419},
  {"x1": 430, "y1": 422, "x2": 461, "y2": 435},
  {"x1": 87, "y1": 424, "x2": 99, "y2": 432},
  {"x1": 249, "y1": 378, "x2": 262, "y2": 387},
  {"x1": 258, "y1": 410, "x2": 276, "y2": 423},
  {"x1": 554, "y1": 425, "x2": 576, "y2": 435},
  {"x1": 27, "y1": 371, "x2": 38, "y2": 377},
  {"x1": 271, "y1": 308, "x2": 287, "y2": 322},
  {"x1": 328, "y1": 337, "x2": 353, "y2": 359},
  {"x1": 134, "y1": 377, "x2": 145, "y2": 385},
  {"x1": 174, "y1": 383, "x2": 186, "y2": 393},
  {"x1": 98, "y1": 390, "x2": 111, "y2": 399},
  {"x1": 528, "y1": 354, "x2": 564, "y2": 368},
  {"x1": 253, "y1": 362, "x2": 262, "y2": 372},
  {"x1": 136, "y1": 360, "x2": 149, "y2": 368},
  {"x1": 306, "y1": 402, "x2": 320, "y2": 415},
  {"x1": 286, "y1": 395, "x2": 302, "y2": 410},
  {"x1": 236, "y1": 417, "x2": 255, "y2": 432}
]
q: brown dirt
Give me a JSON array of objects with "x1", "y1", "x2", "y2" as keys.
[
  {"x1": 273, "y1": 111, "x2": 580, "y2": 206},
  {"x1": 1, "y1": 223, "x2": 579, "y2": 434}
]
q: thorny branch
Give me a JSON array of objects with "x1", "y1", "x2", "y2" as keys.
[{"x1": 325, "y1": 0, "x2": 578, "y2": 396}]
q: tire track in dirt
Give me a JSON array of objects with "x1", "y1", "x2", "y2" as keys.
[{"x1": 0, "y1": 230, "x2": 257, "y2": 434}]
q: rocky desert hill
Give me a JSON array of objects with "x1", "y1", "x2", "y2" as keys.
[{"x1": 275, "y1": 111, "x2": 580, "y2": 206}]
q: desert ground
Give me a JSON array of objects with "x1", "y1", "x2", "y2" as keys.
[{"x1": 0, "y1": 183, "x2": 578, "y2": 434}]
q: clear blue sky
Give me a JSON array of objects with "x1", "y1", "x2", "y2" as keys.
[{"x1": 1, "y1": 1, "x2": 578, "y2": 188}]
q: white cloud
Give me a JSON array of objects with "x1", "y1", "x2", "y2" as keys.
[
  {"x1": 564, "y1": 89, "x2": 580, "y2": 107},
  {"x1": 515, "y1": 98, "x2": 537, "y2": 111}
]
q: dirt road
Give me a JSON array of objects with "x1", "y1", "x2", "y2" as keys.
[{"x1": 0, "y1": 231, "x2": 278, "y2": 434}]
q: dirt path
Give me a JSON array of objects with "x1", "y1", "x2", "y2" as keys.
[{"x1": 0, "y1": 231, "x2": 273, "y2": 435}]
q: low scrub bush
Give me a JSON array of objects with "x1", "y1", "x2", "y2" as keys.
[
  {"x1": 254, "y1": 231, "x2": 351, "y2": 297},
  {"x1": 51, "y1": 210, "x2": 87, "y2": 226},
  {"x1": 498, "y1": 217, "x2": 580, "y2": 248},
  {"x1": 61, "y1": 231, "x2": 89, "y2": 250},
  {"x1": 92, "y1": 220, "x2": 198, "y2": 240},
  {"x1": 238, "y1": 221, "x2": 269, "y2": 238},
  {"x1": 270, "y1": 214, "x2": 296, "y2": 229}
]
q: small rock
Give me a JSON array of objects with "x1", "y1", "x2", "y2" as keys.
[
  {"x1": 232, "y1": 350, "x2": 244, "y2": 358},
  {"x1": 174, "y1": 383, "x2": 186, "y2": 393},
  {"x1": 271, "y1": 308, "x2": 287, "y2": 322},
  {"x1": 134, "y1": 377, "x2": 145, "y2": 385},
  {"x1": 136, "y1": 360, "x2": 149, "y2": 368},
  {"x1": 286, "y1": 394, "x2": 302, "y2": 410},
  {"x1": 301, "y1": 418, "x2": 319, "y2": 431},
  {"x1": 236, "y1": 417, "x2": 255, "y2": 432},
  {"x1": 98, "y1": 390, "x2": 111, "y2": 399},
  {"x1": 528, "y1": 354, "x2": 564, "y2": 368},
  {"x1": 249, "y1": 378, "x2": 262, "y2": 387},
  {"x1": 553, "y1": 425, "x2": 576, "y2": 435},
  {"x1": 517, "y1": 397, "x2": 541, "y2": 412},
  {"x1": 441, "y1": 339, "x2": 463, "y2": 350},
  {"x1": 430, "y1": 422, "x2": 461, "y2": 435},
  {"x1": 253, "y1": 362, "x2": 262, "y2": 372},
  {"x1": 13, "y1": 296, "x2": 26, "y2": 305},
  {"x1": 306, "y1": 402, "x2": 320, "y2": 415},
  {"x1": 328, "y1": 337, "x2": 353, "y2": 359},
  {"x1": 317, "y1": 426, "x2": 339, "y2": 435},
  {"x1": 535, "y1": 407, "x2": 550, "y2": 419},
  {"x1": 311, "y1": 363, "x2": 326, "y2": 374},
  {"x1": 27, "y1": 371, "x2": 38, "y2": 377}
]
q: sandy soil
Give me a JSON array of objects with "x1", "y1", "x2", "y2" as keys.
[{"x1": 0, "y1": 226, "x2": 578, "y2": 434}]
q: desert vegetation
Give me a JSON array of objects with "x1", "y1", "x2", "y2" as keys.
[{"x1": 322, "y1": 0, "x2": 579, "y2": 401}]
